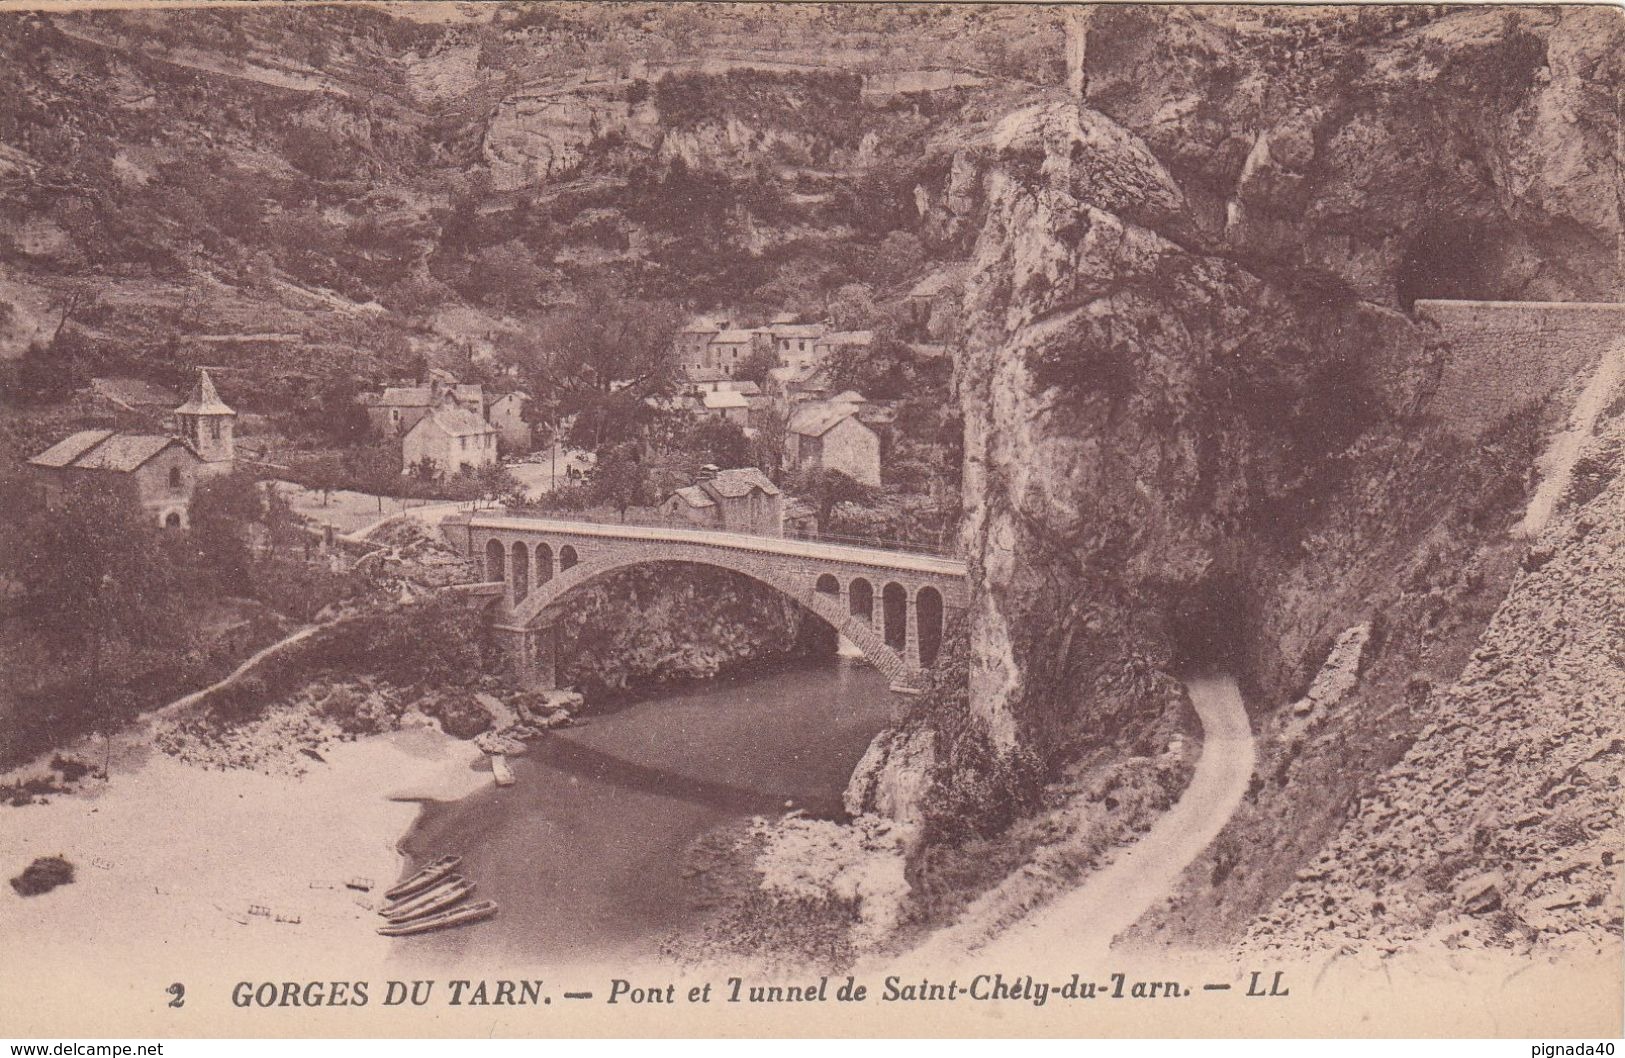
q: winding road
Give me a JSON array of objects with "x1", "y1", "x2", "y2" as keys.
[{"x1": 907, "y1": 674, "x2": 1256, "y2": 970}]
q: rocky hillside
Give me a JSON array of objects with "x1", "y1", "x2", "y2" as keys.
[
  {"x1": 882, "y1": 3, "x2": 1622, "y2": 955},
  {"x1": 1248, "y1": 374, "x2": 1624, "y2": 955},
  {"x1": 0, "y1": 4, "x2": 1053, "y2": 408}
]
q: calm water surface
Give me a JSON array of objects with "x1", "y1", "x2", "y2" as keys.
[{"x1": 394, "y1": 658, "x2": 898, "y2": 967}]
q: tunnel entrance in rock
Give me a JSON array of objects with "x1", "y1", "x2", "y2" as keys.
[
  {"x1": 1396, "y1": 221, "x2": 1502, "y2": 310},
  {"x1": 1167, "y1": 573, "x2": 1249, "y2": 677}
]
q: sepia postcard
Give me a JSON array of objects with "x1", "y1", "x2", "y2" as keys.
[{"x1": 0, "y1": 0, "x2": 1621, "y2": 1040}]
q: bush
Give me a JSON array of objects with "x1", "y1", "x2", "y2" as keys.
[
  {"x1": 420, "y1": 690, "x2": 491, "y2": 739},
  {"x1": 11, "y1": 856, "x2": 74, "y2": 896},
  {"x1": 921, "y1": 729, "x2": 1047, "y2": 846},
  {"x1": 317, "y1": 684, "x2": 399, "y2": 735},
  {"x1": 1563, "y1": 446, "x2": 1619, "y2": 511}
]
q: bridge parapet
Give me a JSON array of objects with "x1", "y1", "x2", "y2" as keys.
[{"x1": 463, "y1": 515, "x2": 969, "y2": 694}]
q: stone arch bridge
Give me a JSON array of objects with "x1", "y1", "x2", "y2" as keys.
[{"x1": 453, "y1": 515, "x2": 968, "y2": 693}]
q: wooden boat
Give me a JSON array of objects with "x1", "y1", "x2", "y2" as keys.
[
  {"x1": 491, "y1": 753, "x2": 515, "y2": 787},
  {"x1": 383, "y1": 855, "x2": 461, "y2": 901},
  {"x1": 377, "y1": 900, "x2": 498, "y2": 937},
  {"x1": 380, "y1": 877, "x2": 474, "y2": 923}
]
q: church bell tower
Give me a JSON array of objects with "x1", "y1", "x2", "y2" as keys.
[{"x1": 174, "y1": 368, "x2": 236, "y2": 474}]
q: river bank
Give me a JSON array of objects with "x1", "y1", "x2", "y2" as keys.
[{"x1": 1, "y1": 712, "x2": 485, "y2": 979}]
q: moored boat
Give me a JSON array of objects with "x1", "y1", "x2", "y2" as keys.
[
  {"x1": 380, "y1": 877, "x2": 473, "y2": 922},
  {"x1": 383, "y1": 854, "x2": 461, "y2": 901},
  {"x1": 376, "y1": 900, "x2": 499, "y2": 937}
]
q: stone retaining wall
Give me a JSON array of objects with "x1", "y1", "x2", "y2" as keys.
[{"x1": 1416, "y1": 300, "x2": 1625, "y2": 438}]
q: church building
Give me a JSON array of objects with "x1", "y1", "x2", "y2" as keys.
[{"x1": 27, "y1": 369, "x2": 237, "y2": 529}]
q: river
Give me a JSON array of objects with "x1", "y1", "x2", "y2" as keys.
[{"x1": 393, "y1": 657, "x2": 900, "y2": 968}]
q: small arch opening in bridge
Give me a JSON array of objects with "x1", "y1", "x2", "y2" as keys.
[
  {"x1": 536, "y1": 542, "x2": 554, "y2": 584},
  {"x1": 511, "y1": 541, "x2": 530, "y2": 601},
  {"x1": 485, "y1": 539, "x2": 505, "y2": 582},
  {"x1": 916, "y1": 586, "x2": 944, "y2": 667},
  {"x1": 849, "y1": 577, "x2": 874, "y2": 624},
  {"x1": 882, "y1": 582, "x2": 908, "y2": 651},
  {"x1": 815, "y1": 573, "x2": 841, "y2": 595},
  {"x1": 559, "y1": 545, "x2": 579, "y2": 570}
]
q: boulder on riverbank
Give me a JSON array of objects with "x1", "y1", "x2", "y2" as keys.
[{"x1": 10, "y1": 855, "x2": 74, "y2": 896}]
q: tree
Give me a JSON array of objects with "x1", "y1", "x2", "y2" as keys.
[
  {"x1": 524, "y1": 286, "x2": 686, "y2": 451},
  {"x1": 185, "y1": 471, "x2": 263, "y2": 594},
  {"x1": 749, "y1": 404, "x2": 789, "y2": 482},
  {"x1": 14, "y1": 478, "x2": 183, "y2": 673},
  {"x1": 472, "y1": 462, "x2": 525, "y2": 508},
  {"x1": 825, "y1": 282, "x2": 878, "y2": 330},
  {"x1": 342, "y1": 444, "x2": 403, "y2": 503},
  {"x1": 734, "y1": 345, "x2": 779, "y2": 386},
  {"x1": 684, "y1": 418, "x2": 753, "y2": 469},
  {"x1": 588, "y1": 443, "x2": 652, "y2": 520},
  {"x1": 785, "y1": 467, "x2": 879, "y2": 534}
]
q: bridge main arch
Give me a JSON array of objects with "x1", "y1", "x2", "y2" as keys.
[{"x1": 492, "y1": 541, "x2": 919, "y2": 690}]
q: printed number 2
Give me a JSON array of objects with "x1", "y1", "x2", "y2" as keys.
[{"x1": 167, "y1": 983, "x2": 185, "y2": 1009}]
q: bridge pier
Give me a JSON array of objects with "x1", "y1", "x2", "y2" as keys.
[{"x1": 495, "y1": 622, "x2": 557, "y2": 691}]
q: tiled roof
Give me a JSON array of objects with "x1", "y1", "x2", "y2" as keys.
[
  {"x1": 685, "y1": 366, "x2": 730, "y2": 383},
  {"x1": 375, "y1": 386, "x2": 433, "y2": 406},
  {"x1": 173, "y1": 369, "x2": 235, "y2": 416},
  {"x1": 831, "y1": 389, "x2": 868, "y2": 404},
  {"x1": 90, "y1": 377, "x2": 180, "y2": 408},
  {"x1": 707, "y1": 467, "x2": 780, "y2": 498},
  {"x1": 73, "y1": 434, "x2": 181, "y2": 471},
  {"x1": 712, "y1": 329, "x2": 756, "y2": 344},
  {"x1": 789, "y1": 402, "x2": 861, "y2": 438},
  {"x1": 767, "y1": 324, "x2": 826, "y2": 340},
  {"x1": 31, "y1": 429, "x2": 190, "y2": 473},
  {"x1": 703, "y1": 390, "x2": 750, "y2": 409},
  {"x1": 726, "y1": 380, "x2": 763, "y2": 396},
  {"x1": 672, "y1": 485, "x2": 717, "y2": 508},
  {"x1": 28, "y1": 429, "x2": 116, "y2": 468},
  {"x1": 373, "y1": 382, "x2": 482, "y2": 407},
  {"x1": 416, "y1": 405, "x2": 495, "y2": 437}
]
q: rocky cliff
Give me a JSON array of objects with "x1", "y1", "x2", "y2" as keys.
[{"x1": 920, "y1": 4, "x2": 1621, "y2": 952}]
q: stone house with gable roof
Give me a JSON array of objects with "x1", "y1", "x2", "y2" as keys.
[
  {"x1": 401, "y1": 402, "x2": 498, "y2": 479},
  {"x1": 659, "y1": 465, "x2": 783, "y2": 536}
]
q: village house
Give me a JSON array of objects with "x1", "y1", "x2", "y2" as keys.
[
  {"x1": 768, "y1": 362, "x2": 834, "y2": 407},
  {"x1": 682, "y1": 366, "x2": 732, "y2": 393},
  {"x1": 674, "y1": 315, "x2": 727, "y2": 375},
  {"x1": 811, "y1": 330, "x2": 873, "y2": 365},
  {"x1": 659, "y1": 465, "x2": 783, "y2": 536},
  {"x1": 786, "y1": 400, "x2": 882, "y2": 486},
  {"x1": 401, "y1": 402, "x2": 498, "y2": 479},
  {"x1": 707, "y1": 328, "x2": 762, "y2": 377},
  {"x1": 486, "y1": 391, "x2": 532, "y2": 454},
  {"x1": 27, "y1": 369, "x2": 236, "y2": 529},
  {"x1": 700, "y1": 388, "x2": 751, "y2": 426},
  {"x1": 85, "y1": 376, "x2": 182, "y2": 420},
  {"x1": 764, "y1": 321, "x2": 827, "y2": 369},
  {"x1": 362, "y1": 377, "x2": 485, "y2": 438},
  {"x1": 905, "y1": 262, "x2": 968, "y2": 339}
]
